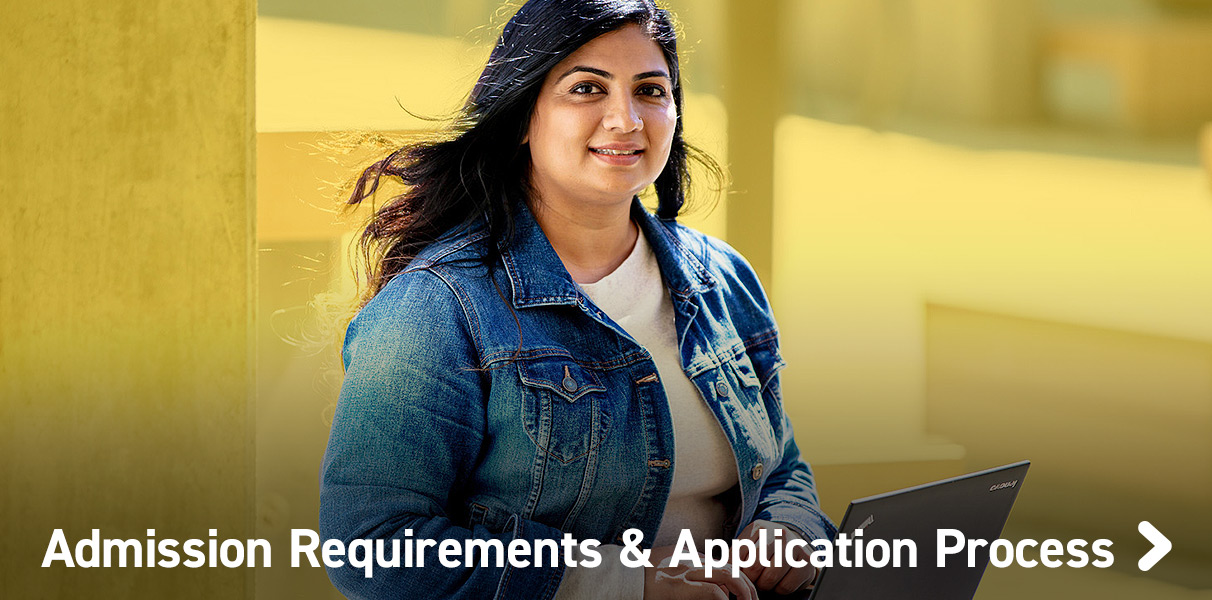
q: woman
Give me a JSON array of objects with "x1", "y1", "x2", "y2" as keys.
[{"x1": 320, "y1": 1, "x2": 836, "y2": 598}]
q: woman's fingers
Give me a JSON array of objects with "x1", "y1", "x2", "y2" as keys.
[
  {"x1": 683, "y1": 564, "x2": 757, "y2": 600},
  {"x1": 774, "y1": 565, "x2": 817, "y2": 595},
  {"x1": 755, "y1": 561, "x2": 791, "y2": 590},
  {"x1": 651, "y1": 560, "x2": 759, "y2": 600},
  {"x1": 738, "y1": 520, "x2": 821, "y2": 593},
  {"x1": 650, "y1": 578, "x2": 727, "y2": 600}
]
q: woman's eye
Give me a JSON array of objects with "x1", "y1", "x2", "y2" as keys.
[
  {"x1": 570, "y1": 82, "x2": 602, "y2": 94},
  {"x1": 637, "y1": 84, "x2": 667, "y2": 98}
]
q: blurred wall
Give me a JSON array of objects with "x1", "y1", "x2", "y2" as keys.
[
  {"x1": 772, "y1": 117, "x2": 1212, "y2": 590},
  {"x1": 788, "y1": 0, "x2": 1043, "y2": 124},
  {"x1": 1, "y1": 0, "x2": 256, "y2": 598}
]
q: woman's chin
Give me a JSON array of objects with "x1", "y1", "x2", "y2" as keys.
[
  {"x1": 580, "y1": 176, "x2": 657, "y2": 203},
  {"x1": 579, "y1": 186, "x2": 649, "y2": 207}
]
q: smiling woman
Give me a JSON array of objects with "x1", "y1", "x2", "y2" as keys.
[{"x1": 319, "y1": 1, "x2": 836, "y2": 599}]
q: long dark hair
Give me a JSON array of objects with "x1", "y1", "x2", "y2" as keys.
[{"x1": 346, "y1": 0, "x2": 721, "y2": 306}]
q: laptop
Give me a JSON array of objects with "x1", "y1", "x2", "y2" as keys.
[{"x1": 804, "y1": 460, "x2": 1031, "y2": 600}]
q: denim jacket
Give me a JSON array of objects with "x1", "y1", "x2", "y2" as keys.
[{"x1": 320, "y1": 198, "x2": 837, "y2": 599}]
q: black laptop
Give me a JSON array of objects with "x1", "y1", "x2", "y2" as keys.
[{"x1": 805, "y1": 461, "x2": 1031, "y2": 600}]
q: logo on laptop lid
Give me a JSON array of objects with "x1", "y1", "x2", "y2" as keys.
[{"x1": 989, "y1": 480, "x2": 1018, "y2": 492}]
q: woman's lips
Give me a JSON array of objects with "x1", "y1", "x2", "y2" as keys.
[{"x1": 590, "y1": 147, "x2": 644, "y2": 166}]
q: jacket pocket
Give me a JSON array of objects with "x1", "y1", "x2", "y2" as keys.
[
  {"x1": 745, "y1": 341, "x2": 787, "y2": 394},
  {"x1": 727, "y1": 349, "x2": 762, "y2": 394},
  {"x1": 518, "y1": 357, "x2": 611, "y2": 464}
]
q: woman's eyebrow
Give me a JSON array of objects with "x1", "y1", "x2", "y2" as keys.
[
  {"x1": 556, "y1": 66, "x2": 612, "y2": 81},
  {"x1": 555, "y1": 66, "x2": 671, "y2": 82},
  {"x1": 633, "y1": 70, "x2": 670, "y2": 81}
]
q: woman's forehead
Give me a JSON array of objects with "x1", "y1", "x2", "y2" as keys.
[{"x1": 549, "y1": 24, "x2": 670, "y2": 79}]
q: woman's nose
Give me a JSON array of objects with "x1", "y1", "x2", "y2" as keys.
[{"x1": 602, "y1": 96, "x2": 643, "y2": 133}]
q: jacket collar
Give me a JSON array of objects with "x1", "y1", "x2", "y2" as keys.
[{"x1": 501, "y1": 198, "x2": 716, "y2": 309}]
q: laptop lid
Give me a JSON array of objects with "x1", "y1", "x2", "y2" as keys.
[{"x1": 808, "y1": 460, "x2": 1030, "y2": 600}]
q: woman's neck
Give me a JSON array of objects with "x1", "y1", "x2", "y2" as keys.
[{"x1": 529, "y1": 196, "x2": 638, "y2": 285}]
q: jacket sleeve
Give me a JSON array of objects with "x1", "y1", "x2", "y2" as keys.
[{"x1": 319, "y1": 268, "x2": 566, "y2": 600}]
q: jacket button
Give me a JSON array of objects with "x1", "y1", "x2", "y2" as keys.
[
  {"x1": 561, "y1": 365, "x2": 578, "y2": 394},
  {"x1": 715, "y1": 381, "x2": 730, "y2": 397},
  {"x1": 751, "y1": 463, "x2": 763, "y2": 480}
]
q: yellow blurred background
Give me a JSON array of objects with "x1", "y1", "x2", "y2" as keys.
[
  {"x1": 254, "y1": 1, "x2": 1212, "y2": 598},
  {"x1": 4, "y1": 0, "x2": 1212, "y2": 598}
]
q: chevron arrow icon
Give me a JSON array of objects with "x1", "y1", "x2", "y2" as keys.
[{"x1": 1138, "y1": 521, "x2": 1171, "y2": 571}]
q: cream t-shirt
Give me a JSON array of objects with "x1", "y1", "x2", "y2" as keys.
[{"x1": 553, "y1": 226, "x2": 739, "y2": 600}]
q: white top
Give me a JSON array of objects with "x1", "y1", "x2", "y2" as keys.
[{"x1": 553, "y1": 226, "x2": 739, "y2": 600}]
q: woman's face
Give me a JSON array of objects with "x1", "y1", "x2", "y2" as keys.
[{"x1": 525, "y1": 24, "x2": 677, "y2": 211}]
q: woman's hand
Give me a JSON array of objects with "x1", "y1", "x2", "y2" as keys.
[
  {"x1": 643, "y1": 546, "x2": 758, "y2": 600},
  {"x1": 737, "y1": 520, "x2": 818, "y2": 595}
]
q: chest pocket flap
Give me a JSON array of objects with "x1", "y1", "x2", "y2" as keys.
[
  {"x1": 727, "y1": 348, "x2": 762, "y2": 389},
  {"x1": 519, "y1": 359, "x2": 606, "y2": 403}
]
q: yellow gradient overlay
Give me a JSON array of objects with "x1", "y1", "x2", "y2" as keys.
[
  {"x1": 2, "y1": 0, "x2": 255, "y2": 598},
  {"x1": 5, "y1": 2, "x2": 1212, "y2": 599}
]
